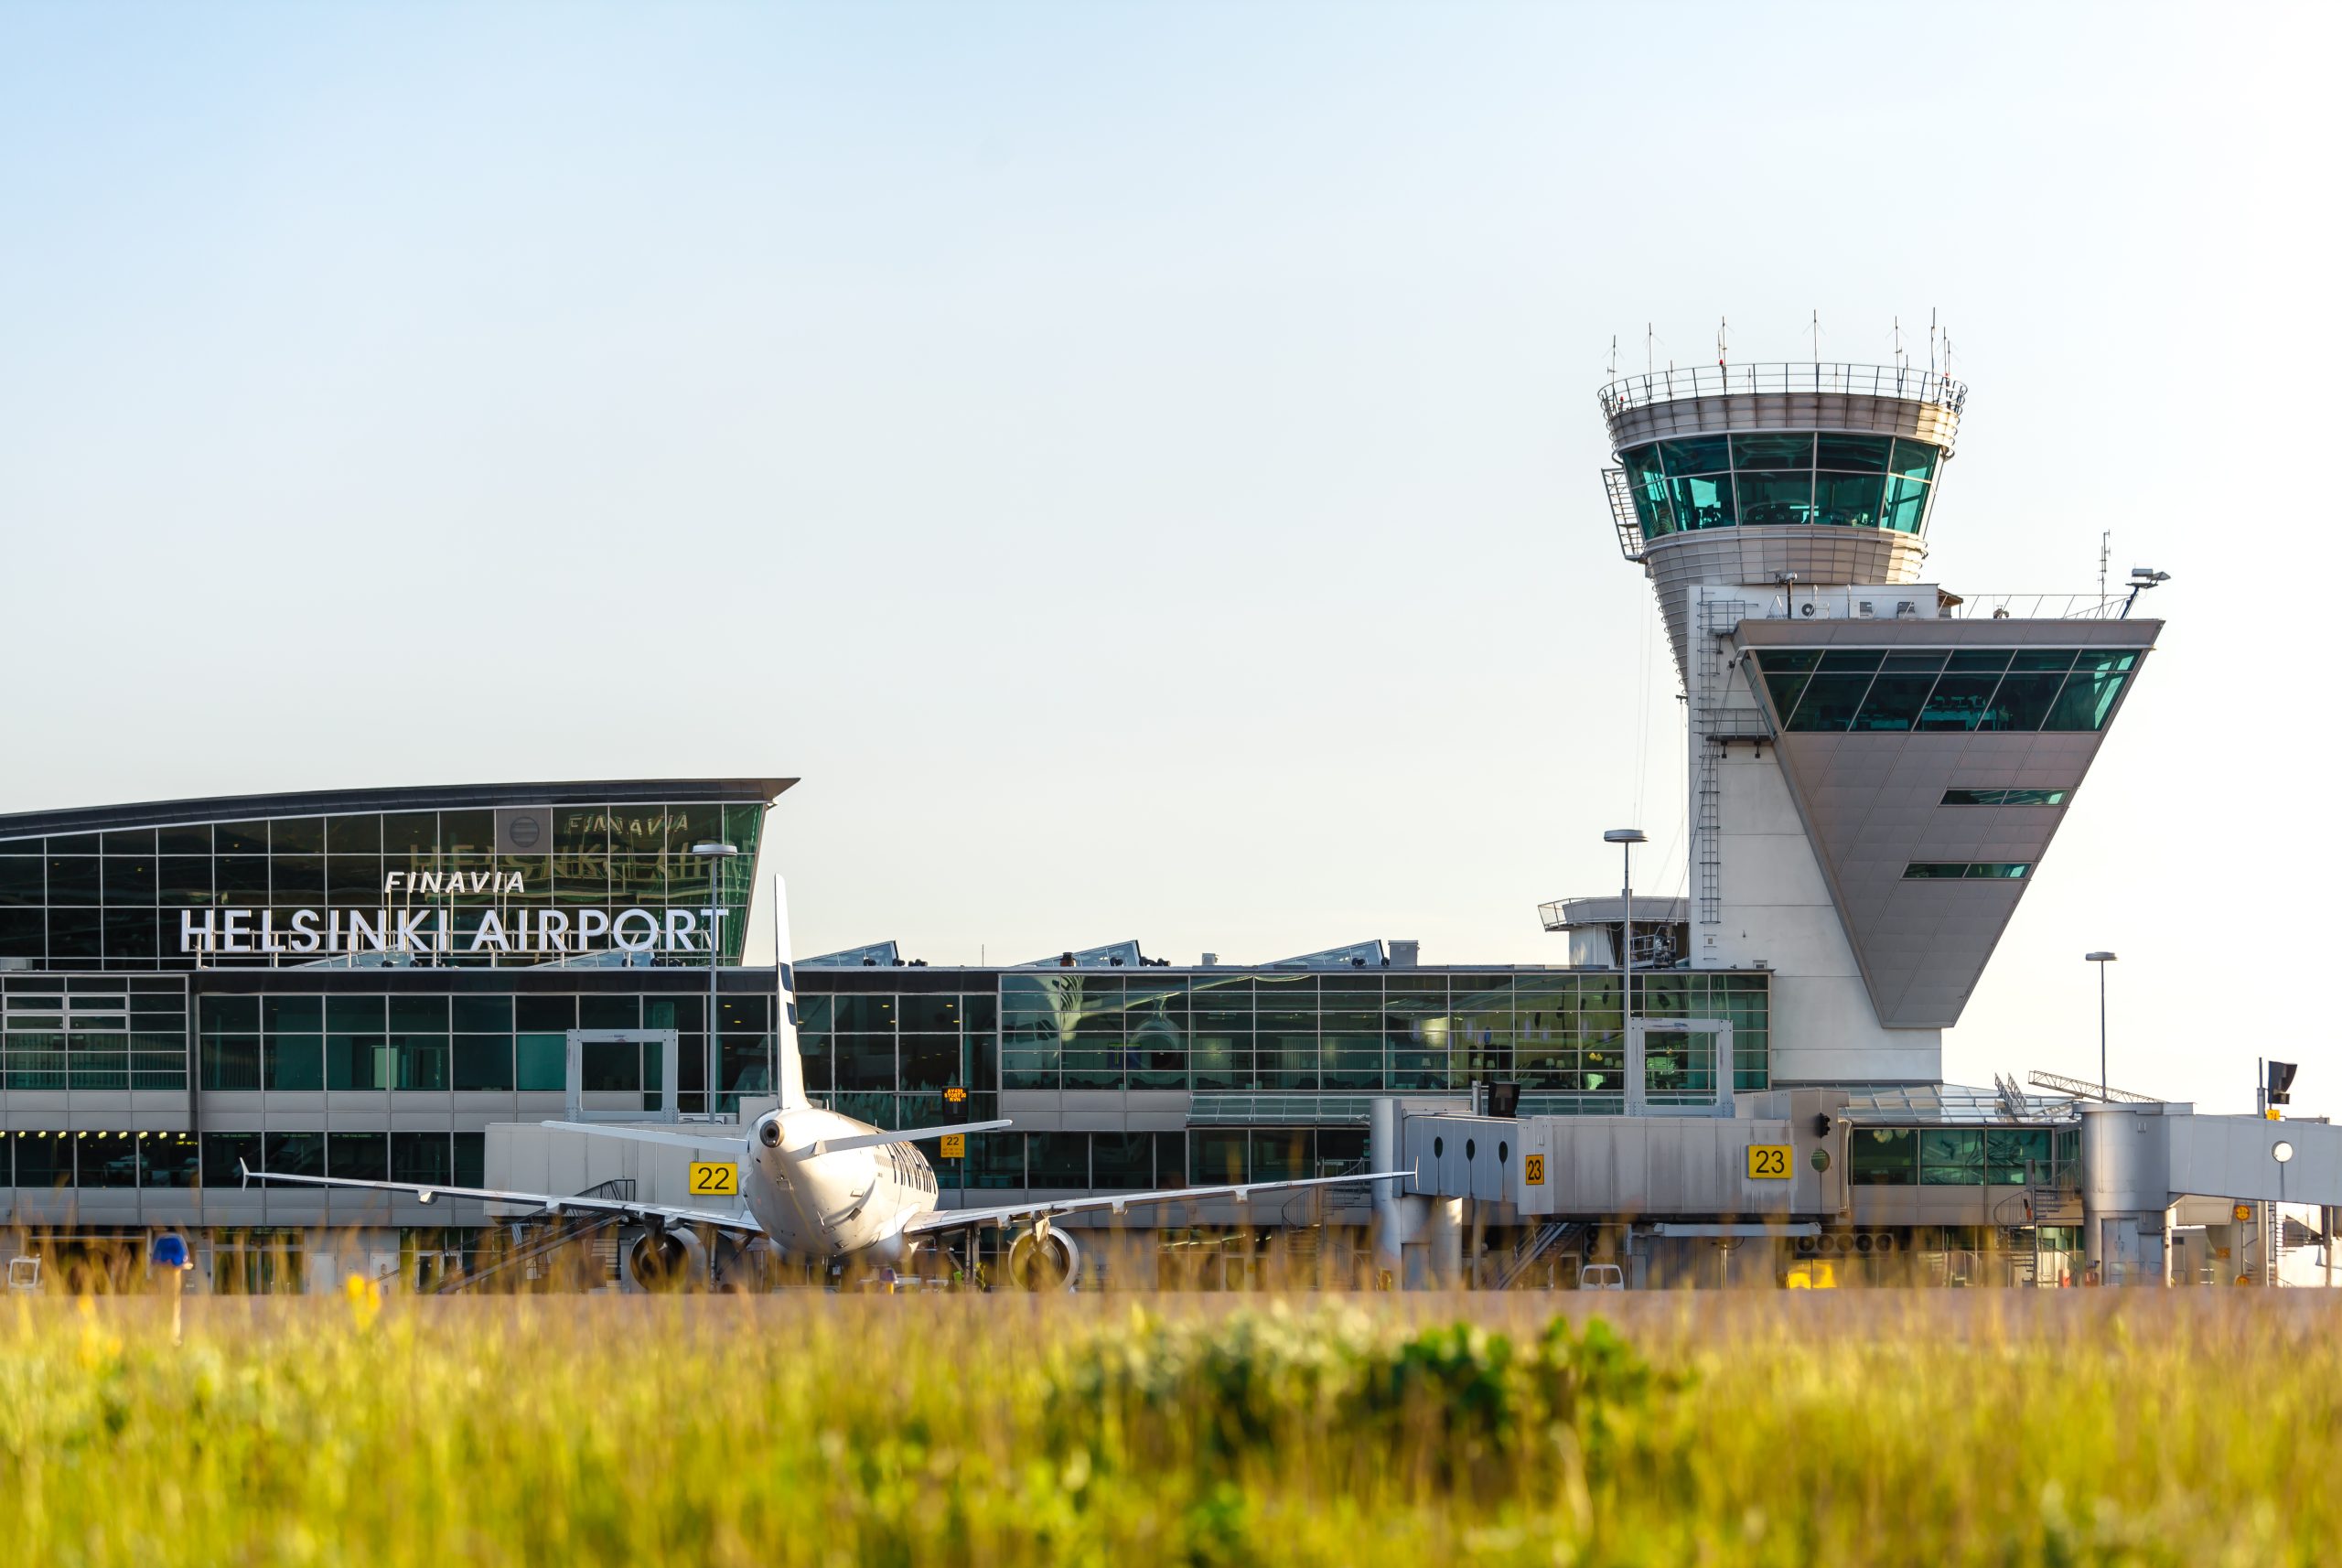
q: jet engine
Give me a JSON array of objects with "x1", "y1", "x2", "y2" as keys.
[
  {"x1": 1004, "y1": 1225, "x2": 1080, "y2": 1291},
  {"x1": 626, "y1": 1227, "x2": 707, "y2": 1291}
]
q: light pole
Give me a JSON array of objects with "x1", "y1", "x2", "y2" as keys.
[
  {"x1": 2085, "y1": 952, "x2": 2117, "y2": 1099},
  {"x1": 2272, "y1": 1139, "x2": 2294, "y2": 1290},
  {"x1": 693, "y1": 841, "x2": 741, "y2": 1117},
  {"x1": 1606, "y1": 829, "x2": 1648, "y2": 1107}
]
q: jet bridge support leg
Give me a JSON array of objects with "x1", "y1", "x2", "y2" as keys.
[
  {"x1": 2079, "y1": 1104, "x2": 2173, "y2": 1285},
  {"x1": 1370, "y1": 1098, "x2": 1434, "y2": 1288}
]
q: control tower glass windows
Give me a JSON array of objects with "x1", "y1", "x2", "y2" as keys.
[
  {"x1": 1619, "y1": 434, "x2": 1943, "y2": 539},
  {"x1": 1748, "y1": 649, "x2": 2140, "y2": 734}
]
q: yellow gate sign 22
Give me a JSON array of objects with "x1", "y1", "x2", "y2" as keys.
[
  {"x1": 940, "y1": 1133, "x2": 966, "y2": 1160},
  {"x1": 689, "y1": 1161, "x2": 738, "y2": 1197},
  {"x1": 1522, "y1": 1154, "x2": 1545, "y2": 1187},
  {"x1": 1746, "y1": 1144, "x2": 1792, "y2": 1180}
]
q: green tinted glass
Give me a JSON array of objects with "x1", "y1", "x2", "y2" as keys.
[
  {"x1": 1882, "y1": 476, "x2": 1929, "y2": 532},
  {"x1": 1988, "y1": 672, "x2": 2068, "y2": 729},
  {"x1": 1632, "y1": 473, "x2": 1674, "y2": 536},
  {"x1": 1942, "y1": 789, "x2": 2068, "y2": 806},
  {"x1": 1625, "y1": 445, "x2": 1668, "y2": 487},
  {"x1": 2011, "y1": 649, "x2": 2079, "y2": 671},
  {"x1": 1657, "y1": 436, "x2": 1731, "y2": 476},
  {"x1": 1849, "y1": 1128, "x2": 1917, "y2": 1186},
  {"x1": 1902, "y1": 863, "x2": 1968, "y2": 878},
  {"x1": 1731, "y1": 433, "x2": 1813, "y2": 469},
  {"x1": 1890, "y1": 439, "x2": 1940, "y2": 481},
  {"x1": 1735, "y1": 472, "x2": 1813, "y2": 526},
  {"x1": 1762, "y1": 672, "x2": 1810, "y2": 719},
  {"x1": 1787, "y1": 673, "x2": 1875, "y2": 730},
  {"x1": 1817, "y1": 650, "x2": 1883, "y2": 671},
  {"x1": 1753, "y1": 649, "x2": 1821, "y2": 672},
  {"x1": 1814, "y1": 473, "x2": 1885, "y2": 527},
  {"x1": 2045, "y1": 670, "x2": 2128, "y2": 731},
  {"x1": 1917, "y1": 674, "x2": 2002, "y2": 731},
  {"x1": 1816, "y1": 434, "x2": 1893, "y2": 472},
  {"x1": 1945, "y1": 650, "x2": 2012, "y2": 672},
  {"x1": 1850, "y1": 673, "x2": 1938, "y2": 732},
  {"x1": 1669, "y1": 474, "x2": 1735, "y2": 530}
]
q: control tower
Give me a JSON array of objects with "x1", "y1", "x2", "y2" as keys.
[{"x1": 1563, "y1": 360, "x2": 2161, "y2": 1088}]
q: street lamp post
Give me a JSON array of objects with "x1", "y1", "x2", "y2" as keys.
[
  {"x1": 2272, "y1": 1139, "x2": 2294, "y2": 1290},
  {"x1": 2085, "y1": 952, "x2": 2117, "y2": 1099},
  {"x1": 1606, "y1": 829, "x2": 1648, "y2": 1109},
  {"x1": 693, "y1": 841, "x2": 741, "y2": 1117}
]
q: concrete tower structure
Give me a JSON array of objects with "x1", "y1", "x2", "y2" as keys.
[{"x1": 1571, "y1": 360, "x2": 2161, "y2": 1090}]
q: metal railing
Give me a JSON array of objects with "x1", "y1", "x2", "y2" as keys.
[
  {"x1": 1943, "y1": 594, "x2": 2137, "y2": 622},
  {"x1": 1598, "y1": 361, "x2": 1967, "y2": 417}
]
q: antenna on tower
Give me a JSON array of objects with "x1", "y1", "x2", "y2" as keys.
[
  {"x1": 1928, "y1": 307, "x2": 1938, "y2": 377},
  {"x1": 2099, "y1": 531, "x2": 2111, "y2": 607},
  {"x1": 1893, "y1": 316, "x2": 1904, "y2": 371},
  {"x1": 1607, "y1": 334, "x2": 1618, "y2": 378},
  {"x1": 1646, "y1": 322, "x2": 1654, "y2": 377},
  {"x1": 1716, "y1": 315, "x2": 1729, "y2": 370},
  {"x1": 1810, "y1": 308, "x2": 1821, "y2": 363}
]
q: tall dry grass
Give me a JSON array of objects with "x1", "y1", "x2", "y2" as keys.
[{"x1": 0, "y1": 1290, "x2": 2335, "y2": 1565}]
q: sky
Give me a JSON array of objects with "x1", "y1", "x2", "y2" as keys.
[{"x1": 1, "y1": 3, "x2": 2333, "y2": 1117}]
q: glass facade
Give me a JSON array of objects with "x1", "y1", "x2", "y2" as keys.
[
  {"x1": 1846, "y1": 1124, "x2": 2079, "y2": 1187},
  {"x1": 0, "y1": 786, "x2": 1786, "y2": 1209},
  {"x1": 1624, "y1": 433, "x2": 1942, "y2": 542},
  {"x1": 1749, "y1": 648, "x2": 2139, "y2": 734},
  {"x1": 0, "y1": 800, "x2": 766, "y2": 971},
  {"x1": 0, "y1": 1130, "x2": 485, "y2": 1191},
  {"x1": 2, "y1": 973, "x2": 188, "y2": 1090},
  {"x1": 196, "y1": 986, "x2": 774, "y2": 1114},
  {"x1": 798, "y1": 968, "x2": 1770, "y2": 1121}
]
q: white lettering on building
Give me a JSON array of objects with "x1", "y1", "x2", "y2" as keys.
[{"x1": 177, "y1": 905, "x2": 726, "y2": 956}]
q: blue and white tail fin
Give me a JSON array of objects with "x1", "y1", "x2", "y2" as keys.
[{"x1": 772, "y1": 874, "x2": 808, "y2": 1111}]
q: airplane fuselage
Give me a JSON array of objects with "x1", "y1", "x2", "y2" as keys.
[{"x1": 741, "y1": 1106, "x2": 941, "y2": 1262}]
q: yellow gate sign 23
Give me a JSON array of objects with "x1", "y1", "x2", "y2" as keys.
[
  {"x1": 1522, "y1": 1154, "x2": 1545, "y2": 1187},
  {"x1": 1746, "y1": 1144, "x2": 1792, "y2": 1180},
  {"x1": 689, "y1": 1161, "x2": 738, "y2": 1197}
]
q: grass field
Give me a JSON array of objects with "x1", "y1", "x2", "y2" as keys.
[{"x1": 1, "y1": 1289, "x2": 2336, "y2": 1566}]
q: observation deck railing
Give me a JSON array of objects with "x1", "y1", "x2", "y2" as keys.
[
  {"x1": 1598, "y1": 361, "x2": 1968, "y2": 418},
  {"x1": 1941, "y1": 593, "x2": 2142, "y2": 622}
]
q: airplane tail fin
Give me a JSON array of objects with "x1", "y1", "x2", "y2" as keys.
[{"x1": 772, "y1": 873, "x2": 809, "y2": 1111}]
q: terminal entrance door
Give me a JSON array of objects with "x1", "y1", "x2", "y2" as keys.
[
  {"x1": 564, "y1": 1028, "x2": 680, "y2": 1122},
  {"x1": 1624, "y1": 1018, "x2": 1732, "y2": 1116}
]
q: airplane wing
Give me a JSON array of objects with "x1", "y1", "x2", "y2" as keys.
[
  {"x1": 899, "y1": 1167, "x2": 1412, "y2": 1240},
  {"x1": 236, "y1": 1164, "x2": 762, "y2": 1235}
]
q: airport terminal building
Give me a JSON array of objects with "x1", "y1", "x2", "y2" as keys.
[{"x1": 2, "y1": 360, "x2": 2226, "y2": 1291}]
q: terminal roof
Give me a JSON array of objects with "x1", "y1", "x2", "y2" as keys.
[
  {"x1": 1840, "y1": 1083, "x2": 2078, "y2": 1125},
  {"x1": 0, "y1": 779, "x2": 797, "y2": 838}
]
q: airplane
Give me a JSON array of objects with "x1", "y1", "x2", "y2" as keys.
[{"x1": 242, "y1": 881, "x2": 1406, "y2": 1290}]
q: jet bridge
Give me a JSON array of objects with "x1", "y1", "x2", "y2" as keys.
[
  {"x1": 1369, "y1": 1094, "x2": 2342, "y2": 1287},
  {"x1": 2079, "y1": 1102, "x2": 2342, "y2": 1284}
]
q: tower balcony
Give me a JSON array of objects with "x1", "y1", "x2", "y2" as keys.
[{"x1": 1598, "y1": 361, "x2": 1966, "y2": 451}]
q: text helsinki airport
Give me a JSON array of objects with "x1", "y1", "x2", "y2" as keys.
[{"x1": 173, "y1": 872, "x2": 728, "y2": 956}]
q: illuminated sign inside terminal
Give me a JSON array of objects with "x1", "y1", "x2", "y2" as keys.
[{"x1": 175, "y1": 905, "x2": 728, "y2": 956}]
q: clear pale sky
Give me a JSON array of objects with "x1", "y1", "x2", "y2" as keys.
[{"x1": 2, "y1": 4, "x2": 2330, "y2": 1115}]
